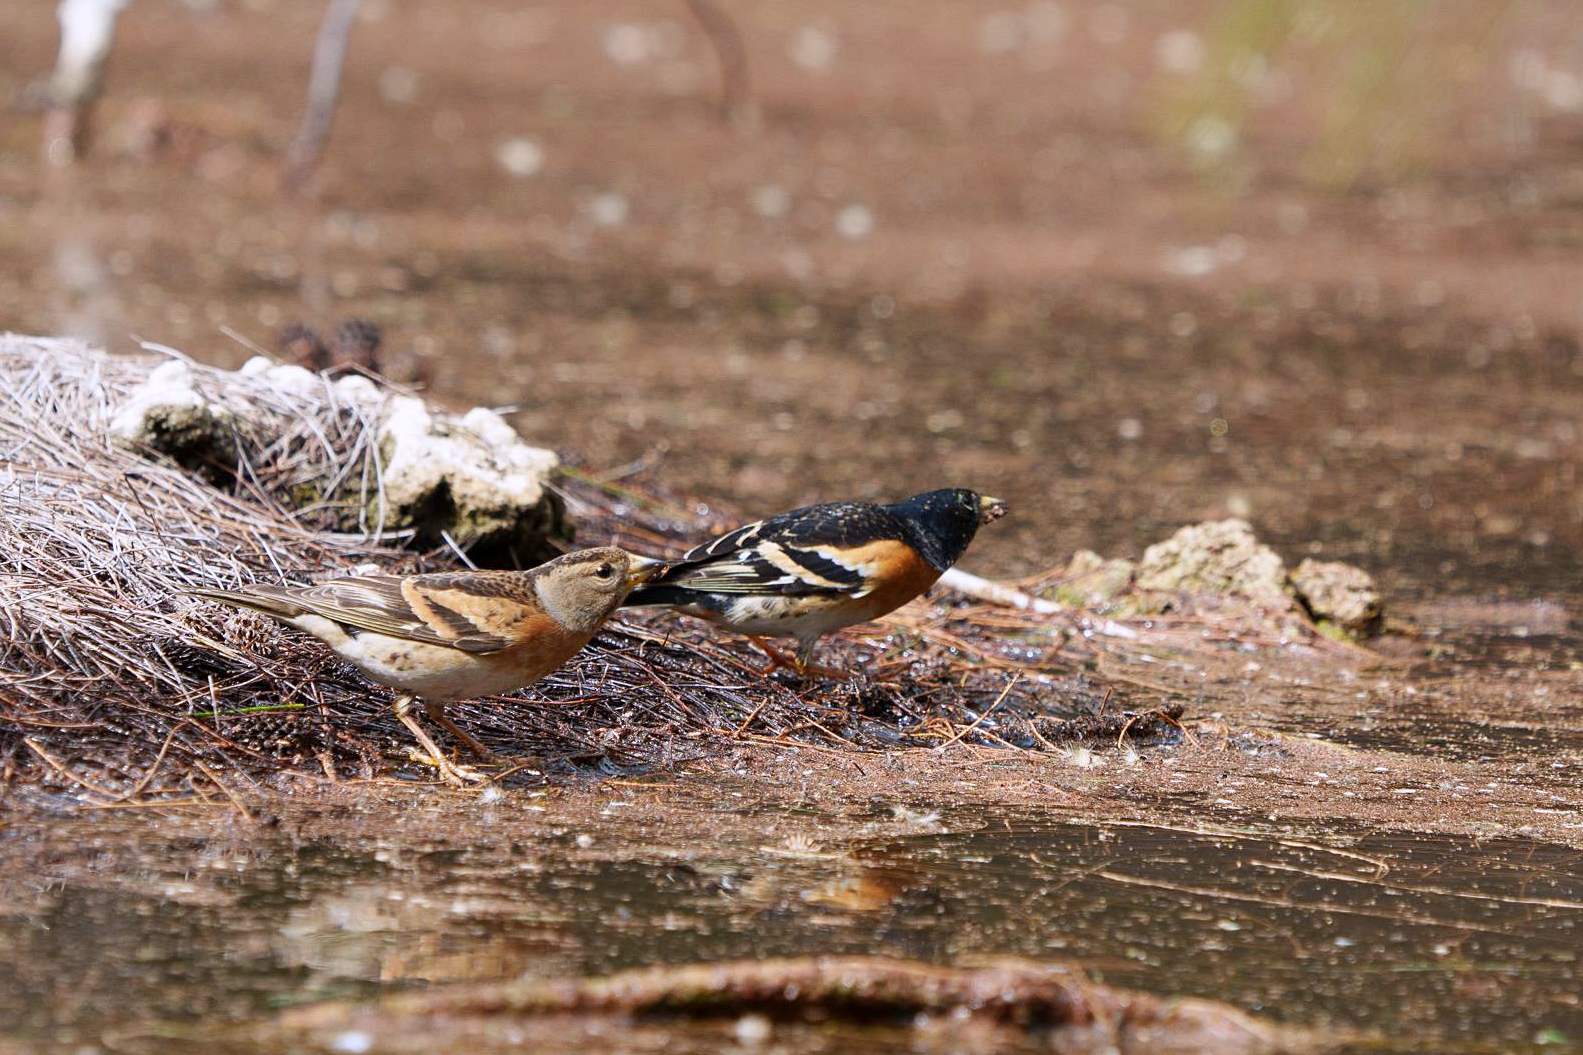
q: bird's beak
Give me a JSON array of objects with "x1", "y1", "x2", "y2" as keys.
[
  {"x1": 978, "y1": 495, "x2": 1008, "y2": 524},
  {"x1": 625, "y1": 555, "x2": 667, "y2": 588}
]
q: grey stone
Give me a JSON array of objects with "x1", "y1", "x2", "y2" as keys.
[
  {"x1": 1291, "y1": 558, "x2": 1383, "y2": 636},
  {"x1": 1135, "y1": 519, "x2": 1295, "y2": 613},
  {"x1": 1055, "y1": 549, "x2": 1137, "y2": 608}
]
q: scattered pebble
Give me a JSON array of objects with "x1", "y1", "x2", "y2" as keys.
[
  {"x1": 603, "y1": 22, "x2": 649, "y2": 65},
  {"x1": 734, "y1": 1013, "x2": 773, "y2": 1045},
  {"x1": 789, "y1": 25, "x2": 838, "y2": 71},
  {"x1": 588, "y1": 192, "x2": 630, "y2": 227},
  {"x1": 495, "y1": 137, "x2": 544, "y2": 178},
  {"x1": 331, "y1": 1031, "x2": 372, "y2": 1055},
  {"x1": 1291, "y1": 558, "x2": 1383, "y2": 636},
  {"x1": 835, "y1": 204, "x2": 874, "y2": 240},
  {"x1": 1156, "y1": 29, "x2": 1204, "y2": 73},
  {"x1": 378, "y1": 66, "x2": 420, "y2": 104},
  {"x1": 750, "y1": 183, "x2": 791, "y2": 219}
]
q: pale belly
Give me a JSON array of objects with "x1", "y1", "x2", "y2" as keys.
[
  {"x1": 291, "y1": 615, "x2": 590, "y2": 701},
  {"x1": 692, "y1": 586, "x2": 937, "y2": 641}
]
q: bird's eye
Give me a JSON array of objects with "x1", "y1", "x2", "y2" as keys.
[{"x1": 595, "y1": 563, "x2": 614, "y2": 580}]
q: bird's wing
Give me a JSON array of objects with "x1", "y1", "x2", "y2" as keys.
[
  {"x1": 272, "y1": 573, "x2": 531, "y2": 653},
  {"x1": 655, "y1": 503, "x2": 906, "y2": 598}
]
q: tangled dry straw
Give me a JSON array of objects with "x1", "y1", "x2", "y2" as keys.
[{"x1": 0, "y1": 337, "x2": 1185, "y2": 802}]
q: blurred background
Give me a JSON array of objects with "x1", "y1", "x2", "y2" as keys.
[{"x1": 3, "y1": 0, "x2": 1580, "y2": 598}]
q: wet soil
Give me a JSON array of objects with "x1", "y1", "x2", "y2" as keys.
[
  {"x1": 2, "y1": 2, "x2": 1582, "y2": 1053},
  {"x1": 3, "y1": 769, "x2": 1581, "y2": 1053}
]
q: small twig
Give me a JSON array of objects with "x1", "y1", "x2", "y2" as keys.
[
  {"x1": 937, "y1": 568, "x2": 1139, "y2": 640},
  {"x1": 218, "y1": 326, "x2": 273, "y2": 360},
  {"x1": 193, "y1": 759, "x2": 254, "y2": 821},
  {"x1": 121, "y1": 724, "x2": 183, "y2": 800},
  {"x1": 731, "y1": 693, "x2": 772, "y2": 739},
  {"x1": 1095, "y1": 870, "x2": 1529, "y2": 937},
  {"x1": 440, "y1": 530, "x2": 480, "y2": 570},
  {"x1": 283, "y1": 0, "x2": 363, "y2": 192},
  {"x1": 22, "y1": 737, "x2": 120, "y2": 800},
  {"x1": 936, "y1": 675, "x2": 1019, "y2": 749},
  {"x1": 683, "y1": 0, "x2": 750, "y2": 122}
]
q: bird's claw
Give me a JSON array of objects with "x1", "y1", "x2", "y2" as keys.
[{"x1": 405, "y1": 747, "x2": 488, "y2": 787}]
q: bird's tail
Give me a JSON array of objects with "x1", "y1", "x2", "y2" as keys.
[
  {"x1": 620, "y1": 582, "x2": 699, "y2": 608},
  {"x1": 189, "y1": 586, "x2": 307, "y2": 622}
]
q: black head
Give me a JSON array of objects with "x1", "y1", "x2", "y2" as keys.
[{"x1": 884, "y1": 489, "x2": 1008, "y2": 571}]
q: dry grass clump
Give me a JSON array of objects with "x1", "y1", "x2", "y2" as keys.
[
  {"x1": 0, "y1": 338, "x2": 1183, "y2": 802},
  {"x1": 0, "y1": 337, "x2": 418, "y2": 794}
]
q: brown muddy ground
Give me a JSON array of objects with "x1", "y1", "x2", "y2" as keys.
[{"x1": 2, "y1": 2, "x2": 1582, "y2": 1053}]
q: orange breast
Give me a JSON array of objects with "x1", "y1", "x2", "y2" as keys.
[
  {"x1": 838, "y1": 539, "x2": 941, "y2": 621},
  {"x1": 497, "y1": 613, "x2": 592, "y2": 682}
]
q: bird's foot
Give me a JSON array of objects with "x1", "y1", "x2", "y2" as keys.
[
  {"x1": 404, "y1": 747, "x2": 488, "y2": 787},
  {"x1": 746, "y1": 637, "x2": 851, "y2": 681},
  {"x1": 796, "y1": 660, "x2": 852, "y2": 682},
  {"x1": 745, "y1": 636, "x2": 800, "y2": 676}
]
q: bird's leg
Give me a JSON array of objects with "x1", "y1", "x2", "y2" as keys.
[
  {"x1": 794, "y1": 637, "x2": 850, "y2": 681},
  {"x1": 423, "y1": 700, "x2": 495, "y2": 761},
  {"x1": 746, "y1": 635, "x2": 801, "y2": 675},
  {"x1": 745, "y1": 636, "x2": 848, "y2": 680},
  {"x1": 392, "y1": 695, "x2": 484, "y2": 787}
]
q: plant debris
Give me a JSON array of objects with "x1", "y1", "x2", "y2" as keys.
[{"x1": 272, "y1": 955, "x2": 1317, "y2": 1055}]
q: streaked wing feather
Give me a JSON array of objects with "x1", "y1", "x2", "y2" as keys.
[
  {"x1": 663, "y1": 539, "x2": 869, "y2": 598},
  {"x1": 642, "y1": 501, "x2": 912, "y2": 601},
  {"x1": 679, "y1": 519, "x2": 764, "y2": 561},
  {"x1": 290, "y1": 575, "x2": 514, "y2": 653}
]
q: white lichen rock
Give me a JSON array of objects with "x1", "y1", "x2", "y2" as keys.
[
  {"x1": 108, "y1": 358, "x2": 236, "y2": 471},
  {"x1": 1291, "y1": 558, "x2": 1383, "y2": 636},
  {"x1": 374, "y1": 396, "x2": 562, "y2": 558},
  {"x1": 105, "y1": 346, "x2": 565, "y2": 563},
  {"x1": 331, "y1": 373, "x2": 382, "y2": 404},
  {"x1": 1135, "y1": 519, "x2": 1296, "y2": 614},
  {"x1": 237, "y1": 354, "x2": 325, "y2": 398}
]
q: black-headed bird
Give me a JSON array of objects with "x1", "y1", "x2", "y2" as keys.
[{"x1": 624, "y1": 489, "x2": 1006, "y2": 675}]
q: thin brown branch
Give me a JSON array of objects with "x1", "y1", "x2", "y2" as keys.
[
  {"x1": 282, "y1": 0, "x2": 362, "y2": 192},
  {"x1": 683, "y1": 0, "x2": 750, "y2": 122}
]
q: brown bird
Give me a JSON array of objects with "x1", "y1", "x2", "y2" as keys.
[
  {"x1": 624, "y1": 489, "x2": 1007, "y2": 675},
  {"x1": 193, "y1": 547, "x2": 661, "y2": 786},
  {"x1": 276, "y1": 318, "x2": 383, "y2": 374}
]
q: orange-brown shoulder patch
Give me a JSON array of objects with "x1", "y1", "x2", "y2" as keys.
[
  {"x1": 400, "y1": 579, "x2": 461, "y2": 640},
  {"x1": 814, "y1": 539, "x2": 940, "y2": 616},
  {"x1": 422, "y1": 587, "x2": 532, "y2": 634}
]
